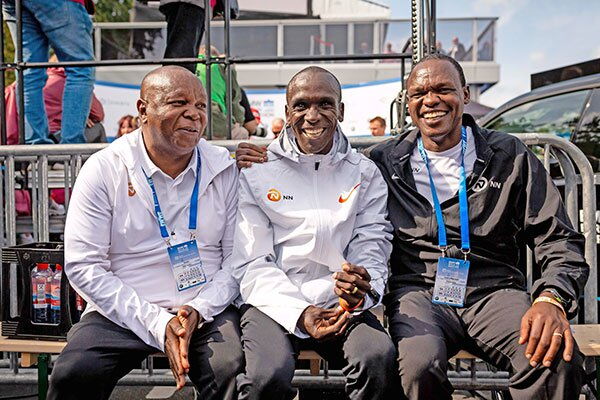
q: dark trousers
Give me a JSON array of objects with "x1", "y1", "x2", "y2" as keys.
[
  {"x1": 236, "y1": 305, "x2": 399, "y2": 400},
  {"x1": 159, "y1": 2, "x2": 206, "y2": 73},
  {"x1": 386, "y1": 287, "x2": 585, "y2": 400},
  {"x1": 48, "y1": 307, "x2": 243, "y2": 400}
]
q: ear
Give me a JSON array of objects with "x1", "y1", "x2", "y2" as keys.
[
  {"x1": 136, "y1": 98, "x2": 148, "y2": 124},
  {"x1": 338, "y1": 102, "x2": 345, "y2": 122},
  {"x1": 463, "y1": 86, "x2": 470, "y2": 105},
  {"x1": 285, "y1": 104, "x2": 290, "y2": 122}
]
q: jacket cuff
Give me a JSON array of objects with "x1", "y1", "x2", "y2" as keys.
[
  {"x1": 184, "y1": 299, "x2": 215, "y2": 325},
  {"x1": 152, "y1": 309, "x2": 177, "y2": 352},
  {"x1": 531, "y1": 283, "x2": 577, "y2": 318}
]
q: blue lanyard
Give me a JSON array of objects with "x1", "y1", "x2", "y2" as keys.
[
  {"x1": 142, "y1": 149, "x2": 201, "y2": 244},
  {"x1": 417, "y1": 127, "x2": 470, "y2": 256}
]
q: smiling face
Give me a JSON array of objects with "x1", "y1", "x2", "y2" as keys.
[
  {"x1": 285, "y1": 70, "x2": 344, "y2": 155},
  {"x1": 137, "y1": 67, "x2": 208, "y2": 158},
  {"x1": 407, "y1": 59, "x2": 470, "y2": 151}
]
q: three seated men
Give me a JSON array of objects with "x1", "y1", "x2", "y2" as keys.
[{"x1": 50, "y1": 58, "x2": 588, "y2": 400}]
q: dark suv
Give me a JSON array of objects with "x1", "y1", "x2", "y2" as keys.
[{"x1": 479, "y1": 73, "x2": 600, "y2": 172}]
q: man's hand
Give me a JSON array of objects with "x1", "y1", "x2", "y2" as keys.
[
  {"x1": 333, "y1": 263, "x2": 371, "y2": 309},
  {"x1": 176, "y1": 305, "x2": 201, "y2": 373},
  {"x1": 86, "y1": 118, "x2": 95, "y2": 128},
  {"x1": 235, "y1": 142, "x2": 267, "y2": 169},
  {"x1": 519, "y1": 295, "x2": 573, "y2": 368},
  {"x1": 298, "y1": 305, "x2": 350, "y2": 340},
  {"x1": 164, "y1": 316, "x2": 187, "y2": 390}
]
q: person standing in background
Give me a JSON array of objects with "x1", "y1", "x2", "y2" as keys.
[{"x1": 2, "y1": 0, "x2": 96, "y2": 144}]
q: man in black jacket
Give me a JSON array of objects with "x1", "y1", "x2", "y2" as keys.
[
  {"x1": 234, "y1": 55, "x2": 589, "y2": 399},
  {"x1": 368, "y1": 53, "x2": 588, "y2": 399}
]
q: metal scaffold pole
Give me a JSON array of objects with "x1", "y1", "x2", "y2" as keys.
[{"x1": 204, "y1": 0, "x2": 213, "y2": 140}]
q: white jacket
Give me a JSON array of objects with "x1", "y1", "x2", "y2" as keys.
[
  {"x1": 232, "y1": 128, "x2": 393, "y2": 337},
  {"x1": 64, "y1": 129, "x2": 239, "y2": 351}
]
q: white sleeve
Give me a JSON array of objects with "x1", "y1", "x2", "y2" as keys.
[
  {"x1": 344, "y1": 162, "x2": 393, "y2": 310},
  {"x1": 64, "y1": 155, "x2": 174, "y2": 351},
  {"x1": 231, "y1": 171, "x2": 311, "y2": 336},
  {"x1": 185, "y1": 164, "x2": 240, "y2": 322}
]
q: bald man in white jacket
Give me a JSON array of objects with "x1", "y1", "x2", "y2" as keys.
[
  {"x1": 48, "y1": 67, "x2": 243, "y2": 400},
  {"x1": 232, "y1": 66, "x2": 398, "y2": 400}
]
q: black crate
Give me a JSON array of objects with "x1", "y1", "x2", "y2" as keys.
[{"x1": 1, "y1": 242, "x2": 84, "y2": 340}]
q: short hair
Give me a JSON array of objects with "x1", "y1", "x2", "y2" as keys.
[
  {"x1": 410, "y1": 53, "x2": 466, "y2": 87},
  {"x1": 286, "y1": 66, "x2": 342, "y2": 102},
  {"x1": 369, "y1": 116, "x2": 386, "y2": 128}
]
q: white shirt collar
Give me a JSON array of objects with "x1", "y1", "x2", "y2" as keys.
[{"x1": 139, "y1": 132, "x2": 199, "y2": 181}]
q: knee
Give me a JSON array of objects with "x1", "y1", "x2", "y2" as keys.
[
  {"x1": 50, "y1": 353, "x2": 103, "y2": 391},
  {"x1": 246, "y1": 355, "x2": 295, "y2": 395},
  {"x1": 398, "y1": 342, "x2": 447, "y2": 386},
  {"x1": 65, "y1": 66, "x2": 95, "y2": 82},
  {"x1": 213, "y1": 342, "x2": 245, "y2": 383},
  {"x1": 351, "y1": 338, "x2": 397, "y2": 380}
]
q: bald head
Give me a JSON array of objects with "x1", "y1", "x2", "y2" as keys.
[
  {"x1": 286, "y1": 66, "x2": 341, "y2": 104},
  {"x1": 140, "y1": 66, "x2": 204, "y2": 104}
]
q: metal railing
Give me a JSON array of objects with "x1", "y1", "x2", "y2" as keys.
[
  {"x1": 92, "y1": 17, "x2": 497, "y2": 63},
  {"x1": 0, "y1": 133, "x2": 596, "y2": 321},
  {"x1": 0, "y1": 0, "x2": 413, "y2": 144},
  {"x1": 0, "y1": 133, "x2": 596, "y2": 394}
]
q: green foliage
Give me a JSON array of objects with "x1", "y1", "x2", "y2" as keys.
[
  {"x1": 2, "y1": 22, "x2": 15, "y2": 85},
  {"x1": 94, "y1": 0, "x2": 134, "y2": 23}
]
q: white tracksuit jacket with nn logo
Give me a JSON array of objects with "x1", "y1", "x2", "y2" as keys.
[{"x1": 231, "y1": 127, "x2": 393, "y2": 337}]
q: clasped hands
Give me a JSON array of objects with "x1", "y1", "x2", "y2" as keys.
[
  {"x1": 164, "y1": 305, "x2": 201, "y2": 390},
  {"x1": 298, "y1": 262, "x2": 372, "y2": 340}
]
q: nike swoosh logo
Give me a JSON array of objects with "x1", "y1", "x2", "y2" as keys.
[
  {"x1": 338, "y1": 183, "x2": 361, "y2": 203},
  {"x1": 391, "y1": 173, "x2": 400, "y2": 180}
]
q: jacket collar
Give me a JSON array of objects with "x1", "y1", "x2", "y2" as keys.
[
  {"x1": 268, "y1": 124, "x2": 358, "y2": 166},
  {"x1": 112, "y1": 129, "x2": 234, "y2": 215},
  {"x1": 388, "y1": 113, "x2": 494, "y2": 185}
]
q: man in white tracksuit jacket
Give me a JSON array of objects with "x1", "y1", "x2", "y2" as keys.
[{"x1": 232, "y1": 66, "x2": 398, "y2": 399}]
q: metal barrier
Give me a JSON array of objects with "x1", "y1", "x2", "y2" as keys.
[
  {"x1": 0, "y1": 132, "x2": 596, "y2": 318},
  {"x1": 0, "y1": 132, "x2": 597, "y2": 394}
]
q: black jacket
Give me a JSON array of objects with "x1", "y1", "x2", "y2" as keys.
[{"x1": 369, "y1": 114, "x2": 589, "y2": 318}]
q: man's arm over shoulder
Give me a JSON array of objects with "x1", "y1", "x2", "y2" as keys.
[
  {"x1": 185, "y1": 162, "x2": 240, "y2": 322},
  {"x1": 345, "y1": 158, "x2": 393, "y2": 309},
  {"x1": 64, "y1": 153, "x2": 174, "y2": 351},
  {"x1": 230, "y1": 168, "x2": 312, "y2": 335},
  {"x1": 521, "y1": 143, "x2": 589, "y2": 318}
]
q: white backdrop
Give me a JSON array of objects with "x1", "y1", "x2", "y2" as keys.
[{"x1": 94, "y1": 78, "x2": 402, "y2": 140}]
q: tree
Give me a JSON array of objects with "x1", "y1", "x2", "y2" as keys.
[
  {"x1": 95, "y1": 0, "x2": 133, "y2": 23},
  {"x1": 2, "y1": 22, "x2": 15, "y2": 85}
]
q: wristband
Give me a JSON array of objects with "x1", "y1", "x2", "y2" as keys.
[
  {"x1": 339, "y1": 297, "x2": 364, "y2": 313},
  {"x1": 533, "y1": 296, "x2": 567, "y2": 317}
]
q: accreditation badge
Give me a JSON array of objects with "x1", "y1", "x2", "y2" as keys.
[
  {"x1": 432, "y1": 257, "x2": 470, "y2": 307},
  {"x1": 167, "y1": 240, "x2": 207, "y2": 291}
]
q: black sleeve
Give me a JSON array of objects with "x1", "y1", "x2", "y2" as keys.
[
  {"x1": 239, "y1": 88, "x2": 255, "y2": 124},
  {"x1": 524, "y1": 145, "x2": 590, "y2": 318}
]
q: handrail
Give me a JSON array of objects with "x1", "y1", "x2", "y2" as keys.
[{"x1": 0, "y1": 134, "x2": 595, "y2": 324}]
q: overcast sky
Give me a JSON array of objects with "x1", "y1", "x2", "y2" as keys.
[{"x1": 388, "y1": 0, "x2": 600, "y2": 107}]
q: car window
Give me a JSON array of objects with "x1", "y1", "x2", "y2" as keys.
[
  {"x1": 485, "y1": 90, "x2": 590, "y2": 139},
  {"x1": 574, "y1": 88, "x2": 600, "y2": 172}
]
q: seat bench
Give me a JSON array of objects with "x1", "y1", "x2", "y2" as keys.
[{"x1": 1, "y1": 324, "x2": 599, "y2": 399}]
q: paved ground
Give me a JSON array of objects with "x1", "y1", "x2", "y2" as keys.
[{"x1": 0, "y1": 383, "x2": 491, "y2": 399}]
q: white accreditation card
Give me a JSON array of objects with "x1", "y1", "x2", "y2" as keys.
[
  {"x1": 432, "y1": 257, "x2": 470, "y2": 307},
  {"x1": 167, "y1": 240, "x2": 207, "y2": 291}
]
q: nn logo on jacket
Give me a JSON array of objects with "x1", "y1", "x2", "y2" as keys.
[{"x1": 267, "y1": 188, "x2": 293, "y2": 202}]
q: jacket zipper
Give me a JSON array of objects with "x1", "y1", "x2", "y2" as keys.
[{"x1": 313, "y1": 161, "x2": 324, "y2": 261}]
